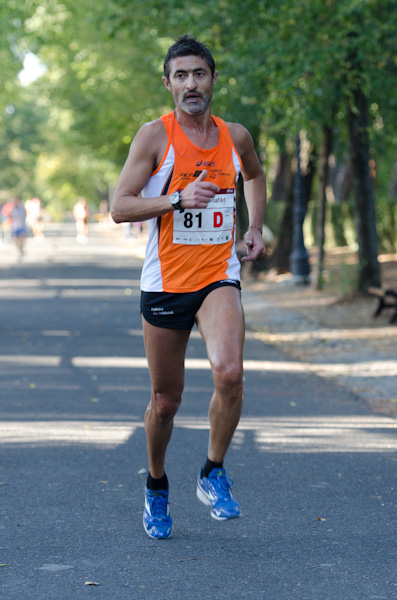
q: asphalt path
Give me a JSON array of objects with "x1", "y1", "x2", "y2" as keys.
[{"x1": 0, "y1": 224, "x2": 396, "y2": 599}]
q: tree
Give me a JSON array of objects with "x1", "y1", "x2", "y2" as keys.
[
  {"x1": 314, "y1": 125, "x2": 333, "y2": 289},
  {"x1": 242, "y1": 0, "x2": 396, "y2": 290}
]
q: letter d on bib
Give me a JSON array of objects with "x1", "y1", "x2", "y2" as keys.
[{"x1": 214, "y1": 212, "x2": 223, "y2": 228}]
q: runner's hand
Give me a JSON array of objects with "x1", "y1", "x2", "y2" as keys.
[
  {"x1": 242, "y1": 228, "x2": 266, "y2": 262},
  {"x1": 180, "y1": 170, "x2": 220, "y2": 209}
]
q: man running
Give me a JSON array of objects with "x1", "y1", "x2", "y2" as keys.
[{"x1": 111, "y1": 35, "x2": 266, "y2": 539}]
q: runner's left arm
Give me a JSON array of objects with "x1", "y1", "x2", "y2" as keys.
[{"x1": 229, "y1": 124, "x2": 267, "y2": 262}]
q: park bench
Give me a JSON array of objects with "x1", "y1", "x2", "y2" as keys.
[{"x1": 367, "y1": 287, "x2": 397, "y2": 324}]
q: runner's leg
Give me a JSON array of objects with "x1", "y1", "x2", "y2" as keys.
[
  {"x1": 195, "y1": 286, "x2": 245, "y2": 463},
  {"x1": 142, "y1": 317, "x2": 190, "y2": 478}
]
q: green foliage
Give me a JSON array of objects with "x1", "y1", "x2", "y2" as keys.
[
  {"x1": 0, "y1": 88, "x2": 49, "y2": 198},
  {"x1": 264, "y1": 200, "x2": 287, "y2": 238},
  {"x1": 0, "y1": 1, "x2": 28, "y2": 91},
  {"x1": 327, "y1": 260, "x2": 359, "y2": 298},
  {"x1": 376, "y1": 197, "x2": 397, "y2": 252},
  {"x1": 330, "y1": 203, "x2": 350, "y2": 247}
]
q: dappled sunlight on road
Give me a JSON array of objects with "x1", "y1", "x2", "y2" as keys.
[
  {"x1": 249, "y1": 416, "x2": 397, "y2": 453},
  {"x1": 0, "y1": 277, "x2": 141, "y2": 300},
  {"x1": 0, "y1": 421, "x2": 138, "y2": 448},
  {"x1": 174, "y1": 416, "x2": 397, "y2": 453},
  {"x1": 0, "y1": 279, "x2": 141, "y2": 288},
  {"x1": 255, "y1": 327, "x2": 396, "y2": 343},
  {"x1": 0, "y1": 355, "x2": 61, "y2": 366},
  {"x1": 0, "y1": 415, "x2": 395, "y2": 453},
  {"x1": 0, "y1": 353, "x2": 396, "y2": 378}
]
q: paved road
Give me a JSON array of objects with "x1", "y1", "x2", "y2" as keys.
[{"x1": 1, "y1": 224, "x2": 396, "y2": 599}]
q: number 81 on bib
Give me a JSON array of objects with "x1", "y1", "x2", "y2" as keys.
[{"x1": 172, "y1": 190, "x2": 235, "y2": 245}]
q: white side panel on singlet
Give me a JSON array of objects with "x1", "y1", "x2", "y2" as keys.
[
  {"x1": 224, "y1": 147, "x2": 242, "y2": 281},
  {"x1": 140, "y1": 146, "x2": 175, "y2": 292}
]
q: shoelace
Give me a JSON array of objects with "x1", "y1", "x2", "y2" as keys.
[
  {"x1": 149, "y1": 493, "x2": 169, "y2": 518},
  {"x1": 211, "y1": 474, "x2": 234, "y2": 501}
]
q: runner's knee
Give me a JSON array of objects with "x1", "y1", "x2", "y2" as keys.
[
  {"x1": 151, "y1": 391, "x2": 181, "y2": 421},
  {"x1": 212, "y1": 360, "x2": 243, "y2": 398}
]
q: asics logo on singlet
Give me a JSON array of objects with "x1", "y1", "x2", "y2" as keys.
[{"x1": 196, "y1": 160, "x2": 215, "y2": 167}]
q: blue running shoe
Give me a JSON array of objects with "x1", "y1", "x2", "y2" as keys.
[
  {"x1": 196, "y1": 468, "x2": 242, "y2": 521},
  {"x1": 143, "y1": 487, "x2": 172, "y2": 539}
]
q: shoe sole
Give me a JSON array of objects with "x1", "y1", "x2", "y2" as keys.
[
  {"x1": 196, "y1": 484, "x2": 242, "y2": 521},
  {"x1": 196, "y1": 483, "x2": 212, "y2": 507}
]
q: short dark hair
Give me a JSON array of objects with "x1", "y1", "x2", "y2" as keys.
[{"x1": 163, "y1": 35, "x2": 216, "y2": 80}]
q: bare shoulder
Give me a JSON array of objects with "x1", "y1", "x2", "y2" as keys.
[
  {"x1": 128, "y1": 118, "x2": 168, "y2": 170},
  {"x1": 225, "y1": 122, "x2": 254, "y2": 157},
  {"x1": 137, "y1": 118, "x2": 166, "y2": 138},
  {"x1": 132, "y1": 118, "x2": 166, "y2": 151}
]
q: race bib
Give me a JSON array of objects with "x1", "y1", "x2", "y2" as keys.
[{"x1": 173, "y1": 188, "x2": 235, "y2": 245}]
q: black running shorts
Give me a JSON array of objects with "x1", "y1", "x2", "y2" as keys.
[{"x1": 140, "y1": 279, "x2": 241, "y2": 330}]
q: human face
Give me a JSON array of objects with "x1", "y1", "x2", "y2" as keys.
[{"x1": 162, "y1": 55, "x2": 218, "y2": 116}]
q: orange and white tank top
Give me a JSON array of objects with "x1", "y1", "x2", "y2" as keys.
[{"x1": 140, "y1": 111, "x2": 242, "y2": 293}]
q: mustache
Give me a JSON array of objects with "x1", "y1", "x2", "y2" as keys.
[{"x1": 183, "y1": 92, "x2": 203, "y2": 100}]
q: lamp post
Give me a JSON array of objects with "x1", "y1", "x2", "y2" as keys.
[{"x1": 289, "y1": 132, "x2": 311, "y2": 284}]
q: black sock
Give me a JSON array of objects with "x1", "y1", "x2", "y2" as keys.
[
  {"x1": 202, "y1": 458, "x2": 223, "y2": 479},
  {"x1": 146, "y1": 472, "x2": 168, "y2": 492}
]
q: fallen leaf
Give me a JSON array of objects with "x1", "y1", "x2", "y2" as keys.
[
  {"x1": 30, "y1": 383, "x2": 36, "y2": 389},
  {"x1": 0, "y1": 564, "x2": 8, "y2": 567},
  {"x1": 90, "y1": 398, "x2": 100, "y2": 403}
]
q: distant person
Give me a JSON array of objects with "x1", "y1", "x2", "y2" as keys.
[
  {"x1": 73, "y1": 197, "x2": 90, "y2": 243},
  {"x1": 10, "y1": 196, "x2": 27, "y2": 258},
  {"x1": 25, "y1": 197, "x2": 44, "y2": 239},
  {"x1": 1, "y1": 200, "x2": 13, "y2": 243}
]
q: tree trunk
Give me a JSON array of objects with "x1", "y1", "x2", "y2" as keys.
[
  {"x1": 314, "y1": 126, "x2": 333, "y2": 289},
  {"x1": 271, "y1": 141, "x2": 316, "y2": 275},
  {"x1": 289, "y1": 133, "x2": 312, "y2": 281},
  {"x1": 235, "y1": 174, "x2": 248, "y2": 242},
  {"x1": 331, "y1": 158, "x2": 353, "y2": 203},
  {"x1": 329, "y1": 157, "x2": 353, "y2": 246},
  {"x1": 270, "y1": 154, "x2": 294, "y2": 273},
  {"x1": 271, "y1": 152, "x2": 293, "y2": 203},
  {"x1": 346, "y1": 87, "x2": 381, "y2": 291}
]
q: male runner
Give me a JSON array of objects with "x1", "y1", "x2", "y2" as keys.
[{"x1": 111, "y1": 35, "x2": 266, "y2": 539}]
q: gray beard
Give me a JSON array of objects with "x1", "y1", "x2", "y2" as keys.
[{"x1": 177, "y1": 95, "x2": 211, "y2": 115}]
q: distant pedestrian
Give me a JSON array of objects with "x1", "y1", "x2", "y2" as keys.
[
  {"x1": 10, "y1": 196, "x2": 27, "y2": 258},
  {"x1": 73, "y1": 197, "x2": 89, "y2": 244},
  {"x1": 25, "y1": 197, "x2": 44, "y2": 239},
  {"x1": 1, "y1": 201, "x2": 13, "y2": 243}
]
